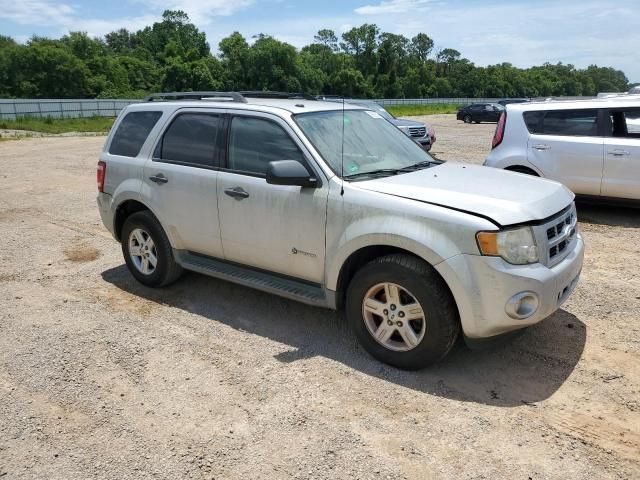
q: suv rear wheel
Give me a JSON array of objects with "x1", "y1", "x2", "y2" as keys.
[
  {"x1": 121, "y1": 211, "x2": 183, "y2": 287},
  {"x1": 346, "y1": 254, "x2": 459, "y2": 369},
  {"x1": 463, "y1": 114, "x2": 472, "y2": 123}
]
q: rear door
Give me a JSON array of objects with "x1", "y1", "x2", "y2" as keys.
[
  {"x1": 526, "y1": 109, "x2": 604, "y2": 195},
  {"x1": 602, "y1": 107, "x2": 640, "y2": 199},
  {"x1": 141, "y1": 108, "x2": 225, "y2": 258}
]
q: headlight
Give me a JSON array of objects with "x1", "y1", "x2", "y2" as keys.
[{"x1": 476, "y1": 227, "x2": 539, "y2": 264}]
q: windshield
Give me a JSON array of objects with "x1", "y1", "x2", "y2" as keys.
[{"x1": 294, "y1": 109, "x2": 435, "y2": 179}]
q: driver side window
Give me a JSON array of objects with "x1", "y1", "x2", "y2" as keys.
[{"x1": 228, "y1": 116, "x2": 306, "y2": 176}]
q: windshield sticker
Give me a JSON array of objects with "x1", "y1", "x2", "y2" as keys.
[
  {"x1": 347, "y1": 162, "x2": 360, "y2": 173},
  {"x1": 365, "y1": 111, "x2": 383, "y2": 119}
]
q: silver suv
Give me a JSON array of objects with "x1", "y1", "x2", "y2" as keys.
[
  {"x1": 485, "y1": 96, "x2": 640, "y2": 203},
  {"x1": 97, "y1": 91, "x2": 584, "y2": 369}
]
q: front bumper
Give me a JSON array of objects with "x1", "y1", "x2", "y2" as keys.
[{"x1": 435, "y1": 234, "x2": 584, "y2": 339}]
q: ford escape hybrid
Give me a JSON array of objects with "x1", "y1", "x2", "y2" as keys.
[{"x1": 97, "y1": 91, "x2": 584, "y2": 369}]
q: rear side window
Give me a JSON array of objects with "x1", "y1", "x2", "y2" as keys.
[
  {"x1": 525, "y1": 109, "x2": 598, "y2": 136},
  {"x1": 109, "y1": 111, "x2": 162, "y2": 157},
  {"x1": 228, "y1": 117, "x2": 305, "y2": 176},
  {"x1": 155, "y1": 113, "x2": 220, "y2": 168}
]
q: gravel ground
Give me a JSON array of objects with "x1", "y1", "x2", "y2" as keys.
[{"x1": 1, "y1": 115, "x2": 638, "y2": 479}]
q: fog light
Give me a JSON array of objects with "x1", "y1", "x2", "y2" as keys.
[{"x1": 505, "y1": 292, "x2": 539, "y2": 319}]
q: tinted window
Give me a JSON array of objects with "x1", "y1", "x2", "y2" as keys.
[
  {"x1": 157, "y1": 113, "x2": 220, "y2": 167},
  {"x1": 228, "y1": 117, "x2": 305, "y2": 175},
  {"x1": 109, "y1": 111, "x2": 162, "y2": 157},
  {"x1": 540, "y1": 110, "x2": 598, "y2": 136},
  {"x1": 523, "y1": 111, "x2": 544, "y2": 133},
  {"x1": 610, "y1": 108, "x2": 640, "y2": 138}
]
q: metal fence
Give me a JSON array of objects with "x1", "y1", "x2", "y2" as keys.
[
  {"x1": 0, "y1": 96, "x2": 595, "y2": 120},
  {"x1": 374, "y1": 97, "x2": 502, "y2": 106},
  {"x1": 0, "y1": 99, "x2": 139, "y2": 120}
]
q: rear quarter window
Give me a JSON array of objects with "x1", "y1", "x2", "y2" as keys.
[{"x1": 109, "y1": 111, "x2": 162, "y2": 157}]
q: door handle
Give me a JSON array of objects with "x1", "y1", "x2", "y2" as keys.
[
  {"x1": 532, "y1": 144, "x2": 551, "y2": 151},
  {"x1": 224, "y1": 187, "x2": 250, "y2": 200},
  {"x1": 607, "y1": 149, "x2": 630, "y2": 156},
  {"x1": 149, "y1": 174, "x2": 168, "y2": 184}
]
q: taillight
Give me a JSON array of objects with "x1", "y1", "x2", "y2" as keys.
[
  {"x1": 492, "y1": 112, "x2": 506, "y2": 149},
  {"x1": 97, "y1": 160, "x2": 106, "y2": 192}
]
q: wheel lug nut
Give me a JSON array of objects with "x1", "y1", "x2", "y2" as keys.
[
  {"x1": 396, "y1": 321, "x2": 403, "y2": 327},
  {"x1": 390, "y1": 304, "x2": 396, "y2": 311},
  {"x1": 387, "y1": 320, "x2": 393, "y2": 326},
  {"x1": 398, "y1": 311, "x2": 405, "y2": 318},
  {"x1": 383, "y1": 309, "x2": 388, "y2": 315}
]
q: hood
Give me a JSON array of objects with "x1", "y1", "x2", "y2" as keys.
[
  {"x1": 354, "y1": 162, "x2": 574, "y2": 226},
  {"x1": 391, "y1": 118, "x2": 425, "y2": 128}
]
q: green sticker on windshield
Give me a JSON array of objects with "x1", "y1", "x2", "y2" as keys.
[{"x1": 347, "y1": 162, "x2": 359, "y2": 172}]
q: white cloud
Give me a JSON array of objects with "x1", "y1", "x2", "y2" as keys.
[
  {"x1": 0, "y1": 0, "x2": 75, "y2": 26},
  {"x1": 355, "y1": 0, "x2": 430, "y2": 15},
  {"x1": 136, "y1": 0, "x2": 255, "y2": 24}
]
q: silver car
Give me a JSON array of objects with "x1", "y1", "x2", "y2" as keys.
[
  {"x1": 485, "y1": 95, "x2": 640, "y2": 203},
  {"x1": 97, "y1": 91, "x2": 584, "y2": 369}
]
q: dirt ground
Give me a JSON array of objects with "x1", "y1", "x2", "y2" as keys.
[{"x1": 0, "y1": 115, "x2": 638, "y2": 479}]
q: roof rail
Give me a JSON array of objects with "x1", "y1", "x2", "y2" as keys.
[
  {"x1": 144, "y1": 91, "x2": 248, "y2": 103},
  {"x1": 239, "y1": 91, "x2": 317, "y2": 101}
]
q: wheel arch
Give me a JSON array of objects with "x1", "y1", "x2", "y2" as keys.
[
  {"x1": 114, "y1": 199, "x2": 153, "y2": 242},
  {"x1": 332, "y1": 243, "x2": 459, "y2": 321}
]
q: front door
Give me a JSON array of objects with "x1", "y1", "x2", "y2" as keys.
[
  {"x1": 602, "y1": 107, "x2": 640, "y2": 200},
  {"x1": 216, "y1": 112, "x2": 328, "y2": 283},
  {"x1": 141, "y1": 109, "x2": 225, "y2": 258},
  {"x1": 527, "y1": 108, "x2": 603, "y2": 195}
]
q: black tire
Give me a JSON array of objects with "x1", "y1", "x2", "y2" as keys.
[
  {"x1": 463, "y1": 115, "x2": 472, "y2": 124},
  {"x1": 507, "y1": 166, "x2": 538, "y2": 176},
  {"x1": 346, "y1": 254, "x2": 460, "y2": 370},
  {"x1": 121, "y1": 210, "x2": 183, "y2": 287},
  {"x1": 474, "y1": 120, "x2": 481, "y2": 124}
]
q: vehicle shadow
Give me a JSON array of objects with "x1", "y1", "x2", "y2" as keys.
[
  {"x1": 102, "y1": 265, "x2": 586, "y2": 408},
  {"x1": 576, "y1": 202, "x2": 640, "y2": 228}
]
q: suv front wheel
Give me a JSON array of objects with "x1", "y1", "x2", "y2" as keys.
[
  {"x1": 346, "y1": 254, "x2": 459, "y2": 370},
  {"x1": 121, "y1": 210, "x2": 183, "y2": 287}
]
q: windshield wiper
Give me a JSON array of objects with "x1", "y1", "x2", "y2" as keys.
[
  {"x1": 397, "y1": 160, "x2": 434, "y2": 172},
  {"x1": 343, "y1": 169, "x2": 402, "y2": 180}
]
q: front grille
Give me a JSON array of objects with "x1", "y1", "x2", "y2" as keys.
[
  {"x1": 409, "y1": 127, "x2": 426, "y2": 137},
  {"x1": 533, "y1": 204, "x2": 578, "y2": 267}
]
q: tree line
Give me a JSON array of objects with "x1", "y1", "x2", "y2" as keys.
[{"x1": 0, "y1": 10, "x2": 631, "y2": 100}]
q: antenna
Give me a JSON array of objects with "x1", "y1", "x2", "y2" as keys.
[{"x1": 340, "y1": 96, "x2": 345, "y2": 196}]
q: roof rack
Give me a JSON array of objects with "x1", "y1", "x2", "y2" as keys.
[
  {"x1": 144, "y1": 91, "x2": 248, "y2": 103},
  {"x1": 239, "y1": 91, "x2": 317, "y2": 101}
]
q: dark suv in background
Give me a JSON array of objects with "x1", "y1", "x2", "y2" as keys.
[{"x1": 456, "y1": 103, "x2": 504, "y2": 124}]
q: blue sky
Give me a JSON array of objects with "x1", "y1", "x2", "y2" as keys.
[{"x1": 1, "y1": 0, "x2": 638, "y2": 82}]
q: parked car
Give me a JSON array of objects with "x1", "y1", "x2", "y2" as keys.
[
  {"x1": 498, "y1": 98, "x2": 530, "y2": 106},
  {"x1": 97, "y1": 91, "x2": 583, "y2": 370},
  {"x1": 484, "y1": 95, "x2": 640, "y2": 203},
  {"x1": 456, "y1": 103, "x2": 504, "y2": 123},
  {"x1": 319, "y1": 97, "x2": 436, "y2": 151}
]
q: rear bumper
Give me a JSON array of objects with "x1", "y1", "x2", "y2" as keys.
[
  {"x1": 435, "y1": 235, "x2": 584, "y2": 339},
  {"x1": 97, "y1": 192, "x2": 117, "y2": 240}
]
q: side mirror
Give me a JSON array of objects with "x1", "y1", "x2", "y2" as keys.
[{"x1": 266, "y1": 160, "x2": 319, "y2": 188}]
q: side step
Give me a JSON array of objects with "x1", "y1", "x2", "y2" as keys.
[{"x1": 174, "y1": 250, "x2": 332, "y2": 308}]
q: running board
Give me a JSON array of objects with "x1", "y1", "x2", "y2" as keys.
[{"x1": 174, "y1": 250, "x2": 333, "y2": 308}]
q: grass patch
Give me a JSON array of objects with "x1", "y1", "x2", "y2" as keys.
[
  {"x1": 386, "y1": 103, "x2": 461, "y2": 117},
  {"x1": 0, "y1": 116, "x2": 115, "y2": 134}
]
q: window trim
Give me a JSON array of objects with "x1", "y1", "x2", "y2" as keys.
[
  {"x1": 222, "y1": 112, "x2": 317, "y2": 180},
  {"x1": 151, "y1": 110, "x2": 224, "y2": 170}
]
